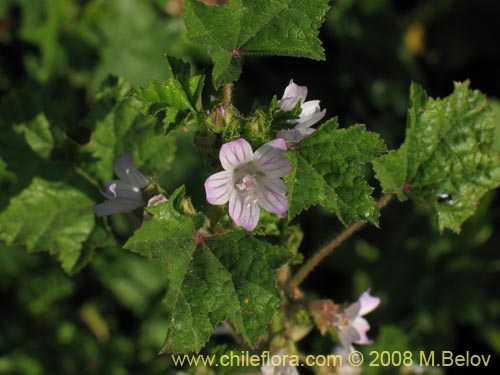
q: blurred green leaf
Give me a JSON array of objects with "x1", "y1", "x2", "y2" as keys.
[
  {"x1": 373, "y1": 82, "x2": 500, "y2": 232},
  {"x1": 79, "y1": 76, "x2": 176, "y2": 182},
  {"x1": 135, "y1": 56, "x2": 204, "y2": 133},
  {"x1": 0, "y1": 87, "x2": 54, "y2": 159},
  {"x1": 285, "y1": 118, "x2": 386, "y2": 225},
  {"x1": 184, "y1": 0, "x2": 329, "y2": 86},
  {"x1": 0, "y1": 178, "x2": 95, "y2": 274},
  {"x1": 88, "y1": 0, "x2": 190, "y2": 87},
  {"x1": 0, "y1": 157, "x2": 15, "y2": 186},
  {"x1": 125, "y1": 187, "x2": 291, "y2": 353}
]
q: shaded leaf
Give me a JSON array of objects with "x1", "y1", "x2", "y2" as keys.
[
  {"x1": 184, "y1": 0, "x2": 329, "y2": 86},
  {"x1": 124, "y1": 187, "x2": 291, "y2": 353},
  {"x1": 285, "y1": 118, "x2": 386, "y2": 225},
  {"x1": 373, "y1": 82, "x2": 500, "y2": 232},
  {"x1": 79, "y1": 76, "x2": 176, "y2": 182},
  {"x1": 0, "y1": 178, "x2": 95, "y2": 274}
]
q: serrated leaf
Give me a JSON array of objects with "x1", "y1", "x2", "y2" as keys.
[
  {"x1": 80, "y1": 76, "x2": 176, "y2": 182},
  {"x1": 184, "y1": 0, "x2": 329, "y2": 86},
  {"x1": 0, "y1": 178, "x2": 95, "y2": 274},
  {"x1": 373, "y1": 81, "x2": 500, "y2": 232},
  {"x1": 134, "y1": 56, "x2": 204, "y2": 133},
  {"x1": 285, "y1": 118, "x2": 386, "y2": 225},
  {"x1": 124, "y1": 187, "x2": 291, "y2": 353}
]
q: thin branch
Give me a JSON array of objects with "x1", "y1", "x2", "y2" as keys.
[{"x1": 287, "y1": 193, "x2": 394, "y2": 293}]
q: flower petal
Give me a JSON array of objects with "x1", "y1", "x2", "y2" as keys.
[
  {"x1": 344, "y1": 301, "x2": 361, "y2": 321},
  {"x1": 94, "y1": 198, "x2": 144, "y2": 217},
  {"x1": 257, "y1": 178, "x2": 288, "y2": 217},
  {"x1": 358, "y1": 289, "x2": 381, "y2": 316},
  {"x1": 298, "y1": 106, "x2": 326, "y2": 128},
  {"x1": 338, "y1": 325, "x2": 359, "y2": 353},
  {"x1": 219, "y1": 139, "x2": 254, "y2": 171},
  {"x1": 351, "y1": 317, "x2": 373, "y2": 345},
  {"x1": 276, "y1": 129, "x2": 307, "y2": 143},
  {"x1": 228, "y1": 190, "x2": 260, "y2": 231},
  {"x1": 254, "y1": 139, "x2": 292, "y2": 178},
  {"x1": 205, "y1": 171, "x2": 233, "y2": 205},
  {"x1": 100, "y1": 180, "x2": 143, "y2": 201},
  {"x1": 113, "y1": 153, "x2": 149, "y2": 188},
  {"x1": 279, "y1": 79, "x2": 308, "y2": 111}
]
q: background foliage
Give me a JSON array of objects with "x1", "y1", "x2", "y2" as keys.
[{"x1": 1, "y1": 0, "x2": 500, "y2": 374}]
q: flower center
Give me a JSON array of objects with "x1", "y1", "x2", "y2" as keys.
[{"x1": 236, "y1": 174, "x2": 258, "y2": 192}]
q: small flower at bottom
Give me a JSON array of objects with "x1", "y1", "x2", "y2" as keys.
[
  {"x1": 335, "y1": 289, "x2": 380, "y2": 353},
  {"x1": 276, "y1": 79, "x2": 326, "y2": 143},
  {"x1": 94, "y1": 153, "x2": 149, "y2": 217},
  {"x1": 261, "y1": 349, "x2": 300, "y2": 375},
  {"x1": 204, "y1": 138, "x2": 292, "y2": 231}
]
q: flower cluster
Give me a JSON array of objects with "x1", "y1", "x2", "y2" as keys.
[
  {"x1": 276, "y1": 79, "x2": 326, "y2": 142},
  {"x1": 95, "y1": 80, "x2": 323, "y2": 231}
]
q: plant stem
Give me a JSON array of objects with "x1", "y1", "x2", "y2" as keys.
[
  {"x1": 287, "y1": 193, "x2": 394, "y2": 293},
  {"x1": 223, "y1": 83, "x2": 233, "y2": 109}
]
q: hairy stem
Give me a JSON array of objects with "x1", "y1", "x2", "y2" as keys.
[
  {"x1": 287, "y1": 194, "x2": 394, "y2": 293},
  {"x1": 223, "y1": 83, "x2": 233, "y2": 109}
]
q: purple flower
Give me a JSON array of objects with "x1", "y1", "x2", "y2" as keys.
[
  {"x1": 277, "y1": 79, "x2": 326, "y2": 142},
  {"x1": 94, "y1": 153, "x2": 149, "y2": 217},
  {"x1": 336, "y1": 289, "x2": 380, "y2": 353},
  {"x1": 204, "y1": 138, "x2": 292, "y2": 231}
]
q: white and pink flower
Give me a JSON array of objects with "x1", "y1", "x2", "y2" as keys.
[
  {"x1": 336, "y1": 290, "x2": 380, "y2": 353},
  {"x1": 277, "y1": 79, "x2": 326, "y2": 142},
  {"x1": 204, "y1": 138, "x2": 292, "y2": 231},
  {"x1": 94, "y1": 153, "x2": 149, "y2": 217}
]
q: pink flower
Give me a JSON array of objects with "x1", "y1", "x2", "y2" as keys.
[
  {"x1": 336, "y1": 290, "x2": 380, "y2": 353},
  {"x1": 94, "y1": 153, "x2": 149, "y2": 217},
  {"x1": 277, "y1": 79, "x2": 326, "y2": 142},
  {"x1": 204, "y1": 138, "x2": 292, "y2": 231}
]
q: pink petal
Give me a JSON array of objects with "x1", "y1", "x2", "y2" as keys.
[
  {"x1": 254, "y1": 139, "x2": 292, "y2": 178},
  {"x1": 276, "y1": 129, "x2": 307, "y2": 143},
  {"x1": 257, "y1": 178, "x2": 288, "y2": 217},
  {"x1": 205, "y1": 171, "x2": 233, "y2": 205},
  {"x1": 113, "y1": 153, "x2": 149, "y2": 188},
  {"x1": 279, "y1": 79, "x2": 308, "y2": 111},
  {"x1": 358, "y1": 289, "x2": 381, "y2": 316},
  {"x1": 297, "y1": 108, "x2": 326, "y2": 129},
  {"x1": 351, "y1": 317, "x2": 373, "y2": 345},
  {"x1": 228, "y1": 191, "x2": 260, "y2": 231},
  {"x1": 338, "y1": 325, "x2": 359, "y2": 352},
  {"x1": 219, "y1": 139, "x2": 254, "y2": 171}
]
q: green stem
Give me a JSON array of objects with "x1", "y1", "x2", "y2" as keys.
[
  {"x1": 287, "y1": 193, "x2": 394, "y2": 293},
  {"x1": 223, "y1": 83, "x2": 233, "y2": 110}
]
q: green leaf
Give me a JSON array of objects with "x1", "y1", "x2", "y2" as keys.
[
  {"x1": 79, "y1": 76, "x2": 176, "y2": 182},
  {"x1": 0, "y1": 157, "x2": 16, "y2": 187},
  {"x1": 0, "y1": 178, "x2": 95, "y2": 274},
  {"x1": 0, "y1": 87, "x2": 54, "y2": 159},
  {"x1": 124, "y1": 187, "x2": 291, "y2": 353},
  {"x1": 184, "y1": 0, "x2": 329, "y2": 86},
  {"x1": 134, "y1": 56, "x2": 205, "y2": 133},
  {"x1": 373, "y1": 82, "x2": 500, "y2": 232},
  {"x1": 285, "y1": 118, "x2": 386, "y2": 225}
]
